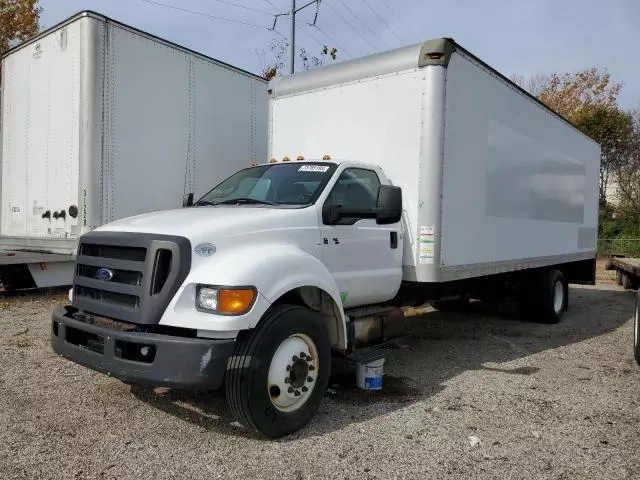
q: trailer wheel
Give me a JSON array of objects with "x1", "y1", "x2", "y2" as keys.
[
  {"x1": 616, "y1": 269, "x2": 623, "y2": 286},
  {"x1": 225, "y1": 304, "x2": 331, "y2": 438},
  {"x1": 621, "y1": 272, "x2": 634, "y2": 290},
  {"x1": 519, "y1": 270, "x2": 567, "y2": 324},
  {"x1": 634, "y1": 291, "x2": 640, "y2": 366}
]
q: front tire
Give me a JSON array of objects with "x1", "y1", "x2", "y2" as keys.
[
  {"x1": 225, "y1": 305, "x2": 331, "y2": 438},
  {"x1": 634, "y1": 291, "x2": 640, "y2": 366}
]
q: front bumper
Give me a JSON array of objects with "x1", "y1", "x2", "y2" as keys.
[{"x1": 51, "y1": 306, "x2": 235, "y2": 390}]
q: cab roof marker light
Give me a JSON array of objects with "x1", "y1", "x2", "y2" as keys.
[
  {"x1": 297, "y1": 155, "x2": 305, "y2": 161},
  {"x1": 269, "y1": 158, "x2": 278, "y2": 163},
  {"x1": 322, "y1": 154, "x2": 331, "y2": 160},
  {"x1": 282, "y1": 156, "x2": 291, "y2": 162}
]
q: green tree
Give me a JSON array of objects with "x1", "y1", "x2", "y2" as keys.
[
  {"x1": 0, "y1": 0, "x2": 41, "y2": 79},
  {"x1": 574, "y1": 106, "x2": 634, "y2": 206},
  {"x1": 0, "y1": 0, "x2": 41, "y2": 52},
  {"x1": 611, "y1": 108, "x2": 640, "y2": 222}
]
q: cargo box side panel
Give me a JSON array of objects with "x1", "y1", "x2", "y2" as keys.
[
  {"x1": 191, "y1": 60, "x2": 268, "y2": 198},
  {"x1": 103, "y1": 23, "x2": 190, "y2": 222},
  {"x1": 439, "y1": 52, "x2": 600, "y2": 280},
  {"x1": 270, "y1": 69, "x2": 423, "y2": 269},
  {"x1": 1, "y1": 20, "x2": 82, "y2": 239}
]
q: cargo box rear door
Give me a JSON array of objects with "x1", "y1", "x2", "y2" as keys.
[{"x1": 1, "y1": 21, "x2": 81, "y2": 239}]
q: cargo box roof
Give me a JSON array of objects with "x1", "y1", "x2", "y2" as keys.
[
  {"x1": 269, "y1": 38, "x2": 598, "y2": 145},
  {"x1": 2, "y1": 10, "x2": 267, "y2": 83}
]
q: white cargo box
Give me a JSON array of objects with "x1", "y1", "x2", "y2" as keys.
[
  {"x1": 0, "y1": 10, "x2": 267, "y2": 254},
  {"x1": 269, "y1": 39, "x2": 600, "y2": 283}
]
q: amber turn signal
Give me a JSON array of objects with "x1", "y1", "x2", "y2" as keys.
[{"x1": 218, "y1": 288, "x2": 256, "y2": 315}]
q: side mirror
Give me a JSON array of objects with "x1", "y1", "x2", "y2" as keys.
[
  {"x1": 376, "y1": 185, "x2": 402, "y2": 224},
  {"x1": 322, "y1": 204, "x2": 341, "y2": 225},
  {"x1": 182, "y1": 193, "x2": 194, "y2": 207}
]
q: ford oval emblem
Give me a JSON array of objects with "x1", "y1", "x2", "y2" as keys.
[
  {"x1": 95, "y1": 268, "x2": 115, "y2": 281},
  {"x1": 194, "y1": 243, "x2": 216, "y2": 257}
]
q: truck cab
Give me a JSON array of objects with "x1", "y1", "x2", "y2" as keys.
[{"x1": 51, "y1": 157, "x2": 404, "y2": 438}]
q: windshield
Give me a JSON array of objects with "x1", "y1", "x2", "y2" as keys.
[{"x1": 195, "y1": 162, "x2": 337, "y2": 207}]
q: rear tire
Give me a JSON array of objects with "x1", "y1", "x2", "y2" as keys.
[
  {"x1": 616, "y1": 269, "x2": 623, "y2": 286},
  {"x1": 518, "y1": 269, "x2": 567, "y2": 324},
  {"x1": 225, "y1": 305, "x2": 331, "y2": 438},
  {"x1": 634, "y1": 291, "x2": 640, "y2": 366}
]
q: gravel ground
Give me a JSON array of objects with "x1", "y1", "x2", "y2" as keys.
[{"x1": 2, "y1": 267, "x2": 640, "y2": 479}]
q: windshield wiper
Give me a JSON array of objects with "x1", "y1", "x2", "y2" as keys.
[
  {"x1": 213, "y1": 198, "x2": 277, "y2": 206},
  {"x1": 194, "y1": 200, "x2": 217, "y2": 207}
]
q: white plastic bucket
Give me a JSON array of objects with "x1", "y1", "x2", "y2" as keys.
[{"x1": 356, "y1": 357, "x2": 385, "y2": 390}]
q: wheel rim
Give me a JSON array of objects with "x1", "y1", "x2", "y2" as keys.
[
  {"x1": 634, "y1": 295, "x2": 639, "y2": 349},
  {"x1": 553, "y1": 280, "x2": 564, "y2": 314},
  {"x1": 267, "y1": 333, "x2": 319, "y2": 413}
]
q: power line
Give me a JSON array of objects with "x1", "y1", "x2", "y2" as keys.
[
  {"x1": 200, "y1": 0, "x2": 273, "y2": 16},
  {"x1": 378, "y1": 0, "x2": 421, "y2": 40},
  {"x1": 323, "y1": 1, "x2": 378, "y2": 52},
  {"x1": 359, "y1": 0, "x2": 403, "y2": 43},
  {"x1": 309, "y1": 24, "x2": 352, "y2": 58},
  {"x1": 302, "y1": 25, "x2": 326, "y2": 50},
  {"x1": 334, "y1": 0, "x2": 391, "y2": 50},
  {"x1": 138, "y1": 0, "x2": 271, "y2": 29},
  {"x1": 262, "y1": 0, "x2": 281, "y2": 12}
]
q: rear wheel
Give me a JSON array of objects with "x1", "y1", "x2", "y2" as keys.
[
  {"x1": 616, "y1": 269, "x2": 623, "y2": 286},
  {"x1": 225, "y1": 305, "x2": 331, "y2": 438},
  {"x1": 518, "y1": 269, "x2": 567, "y2": 324},
  {"x1": 622, "y1": 272, "x2": 633, "y2": 290}
]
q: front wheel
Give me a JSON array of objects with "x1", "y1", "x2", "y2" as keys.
[
  {"x1": 225, "y1": 304, "x2": 331, "y2": 438},
  {"x1": 634, "y1": 291, "x2": 640, "y2": 365}
]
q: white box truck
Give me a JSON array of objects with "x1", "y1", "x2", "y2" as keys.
[
  {"x1": 51, "y1": 38, "x2": 601, "y2": 438},
  {"x1": 0, "y1": 10, "x2": 267, "y2": 289}
]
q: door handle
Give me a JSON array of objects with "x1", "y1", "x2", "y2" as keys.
[{"x1": 390, "y1": 231, "x2": 398, "y2": 249}]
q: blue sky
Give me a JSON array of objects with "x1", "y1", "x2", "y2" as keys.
[{"x1": 40, "y1": 0, "x2": 639, "y2": 109}]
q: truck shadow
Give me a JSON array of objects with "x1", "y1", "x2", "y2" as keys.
[{"x1": 131, "y1": 286, "x2": 635, "y2": 440}]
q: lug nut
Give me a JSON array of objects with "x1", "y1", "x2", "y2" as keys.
[
  {"x1": 301, "y1": 386, "x2": 308, "y2": 392},
  {"x1": 292, "y1": 355, "x2": 299, "y2": 362},
  {"x1": 300, "y1": 352, "x2": 307, "y2": 358},
  {"x1": 307, "y1": 376, "x2": 313, "y2": 382},
  {"x1": 294, "y1": 390, "x2": 301, "y2": 397},
  {"x1": 284, "y1": 378, "x2": 290, "y2": 384},
  {"x1": 308, "y1": 365, "x2": 316, "y2": 371},
  {"x1": 286, "y1": 365, "x2": 291, "y2": 371}
]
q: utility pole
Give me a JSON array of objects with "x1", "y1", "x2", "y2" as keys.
[{"x1": 287, "y1": 0, "x2": 321, "y2": 74}]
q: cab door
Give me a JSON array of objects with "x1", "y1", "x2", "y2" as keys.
[{"x1": 319, "y1": 167, "x2": 403, "y2": 308}]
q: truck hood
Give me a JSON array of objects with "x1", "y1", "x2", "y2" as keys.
[{"x1": 97, "y1": 206, "x2": 316, "y2": 241}]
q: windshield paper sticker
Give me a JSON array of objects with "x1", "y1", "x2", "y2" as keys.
[
  {"x1": 419, "y1": 225, "x2": 435, "y2": 264},
  {"x1": 298, "y1": 165, "x2": 329, "y2": 172}
]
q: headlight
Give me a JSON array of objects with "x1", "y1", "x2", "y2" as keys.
[
  {"x1": 197, "y1": 287, "x2": 219, "y2": 311},
  {"x1": 196, "y1": 285, "x2": 257, "y2": 315}
]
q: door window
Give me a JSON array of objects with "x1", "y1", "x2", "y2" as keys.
[{"x1": 325, "y1": 168, "x2": 380, "y2": 224}]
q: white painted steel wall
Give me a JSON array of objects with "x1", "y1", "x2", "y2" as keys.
[
  {"x1": 1, "y1": 12, "x2": 268, "y2": 250},
  {"x1": 270, "y1": 68, "x2": 425, "y2": 273},
  {"x1": 1, "y1": 19, "x2": 83, "y2": 239},
  {"x1": 270, "y1": 48, "x2": 600, "y2": 284},
  {"x1": 439, "y1": 52, "x2": 600, "y2": 279},
  {"x1": 102, "y1": 23, "x2": 267, "y2": 223}
]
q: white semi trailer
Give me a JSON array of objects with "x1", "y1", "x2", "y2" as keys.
[
  {"x1": 0, "y1": 11, "x2": 267, "y2": 289},
  {"x1": 51, "y1": 38, "x2": 600, "y2": 438}
]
